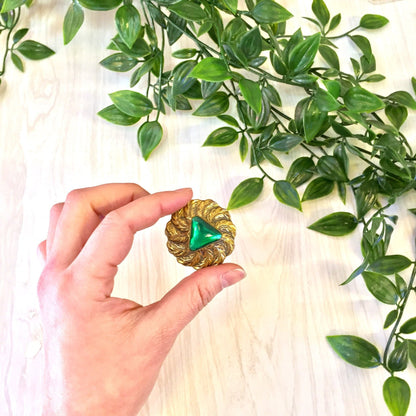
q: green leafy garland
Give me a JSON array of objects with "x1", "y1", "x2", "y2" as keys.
[
  {"x1": 4, "y1": 0, "x2": 416, "y2": 414},
  {"x1": 0, "y1": 0, "x2": 54, "y2": 83}
]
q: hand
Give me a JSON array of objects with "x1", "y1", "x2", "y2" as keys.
[{"x1": 37, "y1": 183, "x2": 245, "y2": 416}]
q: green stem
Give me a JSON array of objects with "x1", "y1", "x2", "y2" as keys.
[
  {"x1": 326, "y1": 25, "x2": 360, "y2": 40},
  {"x1": 0, "y1": 8, "x2": 20, "y2": 77},
  {"x1": 383, "y1": 263, "x2": 416, "y2": 367},
  {"x1": 155, "y1": 29, "x2": 165, "y2": 122},
  {"x1": 246, "y1": 130, "x2": 279, "y2": 182}
]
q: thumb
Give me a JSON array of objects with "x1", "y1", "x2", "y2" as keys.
[{"x1": 153, "y1": 263, "x2": 246, "y2": 340}]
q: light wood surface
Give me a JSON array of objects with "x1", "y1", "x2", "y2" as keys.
[{"x1": 1, "y1": 1, "x2": 416, "y2": 415}]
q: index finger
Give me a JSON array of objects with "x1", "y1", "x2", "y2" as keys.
[
  {"x1": 71, "y1": 188, "x2": 193, "y2": 298},
  {"x1": 49, "y1": 183, "x2": 149, "y2": 268}
]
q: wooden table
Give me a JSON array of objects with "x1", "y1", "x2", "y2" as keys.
[{"x1": 2, "y1": 1, "x2": 416, "y2": 414}]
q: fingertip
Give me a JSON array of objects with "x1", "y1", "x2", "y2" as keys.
[
  {"x1": 174, "y1": 187, "x2": 193, "y2": 198},
  {"x1": 194, "y1": 263, "x2": 246, "y2": 288},
  {"x1": 37, "y1": 241, "x2": 47, "y2": 263},
  {"x1": 220, "y1": 267, "x2": 246, "y2": 288}
]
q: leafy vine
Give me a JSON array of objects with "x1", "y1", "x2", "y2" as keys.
[{"x1": 0, "y1": 0, "x2": 54, "y2": 84}]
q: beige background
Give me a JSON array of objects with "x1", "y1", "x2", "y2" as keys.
[{"x1": 1, "y1": 0, "x2": 416, "y2": 415}]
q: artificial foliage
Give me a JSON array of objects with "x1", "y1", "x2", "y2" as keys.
[
  {"x1": 0, "y1": 0, "x2": 54, "y2": 82},
  {"x1": 3, "y1": 0, "x2": 416, "y2": 414}
]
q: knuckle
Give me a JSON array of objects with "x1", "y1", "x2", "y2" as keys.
[
  {"x1": 102, "y1": 209, "x2": 125, "y2": 228},
  {"x1": 193, "y1": 284, "x2": 217, "y2": 312},
  {"x1": 65, "y1": 189, "x2": 86, "y2": 206},
  {"x1": 49, "y1": 202, "x2": 63, "y2": 217}
]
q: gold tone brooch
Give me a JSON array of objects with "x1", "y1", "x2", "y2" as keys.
[{"x1": 165, "y1": 199, "x2": 236, "y2": 269}]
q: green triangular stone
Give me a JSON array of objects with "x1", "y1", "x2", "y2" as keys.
[{"x1": 189, "y1": 216, "x2": 222, "y2": 251}]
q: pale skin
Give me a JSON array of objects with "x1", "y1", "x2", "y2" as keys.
[{"x1": 37, "y1": 183, "x2": 246, "y2": 416}]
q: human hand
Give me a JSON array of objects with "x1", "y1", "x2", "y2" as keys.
[{"x1": 37, "y1": 183, "x2": 246, "y2": 416}]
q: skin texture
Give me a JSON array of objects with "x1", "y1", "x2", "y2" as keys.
[{"x1": 37, "y1": 183, "x2": 246, "y2": 416}]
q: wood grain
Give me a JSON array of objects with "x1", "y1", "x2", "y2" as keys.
[{"x1": 1, "y1": 1, "x2": 416, "y2": 415}]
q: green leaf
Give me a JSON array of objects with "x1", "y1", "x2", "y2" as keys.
[
  {"x1": 303, "y1": 98, "x2": 327, "y2": 142},
  {"x1": 327, "y1": 335, "x2": 381, "y2": 368},
  {"x1": 362, "y1": 271, "x2": 398, "y2": 305},
  {"x1": 11, "y1": 52, "x2": 24, "y2": 71},
  {"x1": 311, "y1": 0, "x2": 330, "y2": 26},
  {"x1": 368, "y1": 255, "x2": 412, "y2": 275},
  {"x1": 115, "y1": 4, "x2": 141, "y2": 49},
  {"x1": 218, "y1": 114, "x2": 239, "y2": 128},
  {"x1": 116, "y1": 37, "x2": 151, "y2": 58},
  {"x1": 189, "y1": 57, "x2": 231, "y2": 82},
  {"x1": 383, "y1": 377, "x2": 410, "y2": 416},
  {"x1": 201, "y1": 81, "x2": 222, "y2": 99},
  {"x1": 168, "y1": 0, "x2": 207, "y2": 22},
  {"x1": 288, "y1": 32, "x2": 321, "y2": 75},
  {"x1": 100, "y1": 53, "x2": 138, "y2": 72},
  {"x1": 227, "y1": 177, "x2": 264, "y2": 210},
  {"x1": 384, "y1": 309, "x2": 398, "y2": 329},
  {"x1": 400, "y1": 317, "x2": 416, "y2": 334},
  {"x1": 360, "y1": 53, "x2": 376, "y2": 74},
  {"x1": 12, "y1": 28, "x2": 28, "y2": 44},
  {"x1": 316, "y1": 155, "x2": 348, "y2": 182},
  {"x1": 388, "y1": 91, "x2": 416, "y2": 110},
  {"x1": 172, "y1": 48, "x2": 198, "y2": 59},
  {"x1": 408, "y1": 340, "x2": 416, "y2": 368},
  {"x1": 251, "y1": 0, "x2": 293, "y2": 24},
  {"x1": 16, "y1": 40, "x2": 55, "y2": 60},
  {"x1": 193, "y1": 92, "x2": 229, "y2": 116},
  {"x1": 291, "y1": 74, "x2": 318, "y2": 86},
  {"x1": 263, "y1": 150, "x2": 282, "y2": 168},
  {"x1": 137, "y1": 120, "x2": 163, "y2": 160},
  {"x1": 314, "y1": 88, "x2": 341, "y2": 112},
  {"x1": 354, "y1": 182, "x2": 378, "y2": 219},
  {"x1": 328, "y1": 13, "x2": 341, "y2": 32},
  {"x1": 97, "y1": 104, "x2": 140, "y2": 126},
  {"x1": 412, "y1": 77, "x2": 416, "y2": 96},
  {"x1": 385, "y1": 104, "x2": 408, "y2": 129},
  {"x1": 171, "y1": 60, "x2": 197, "y2": 97},
  {"x1": 319, "y1": 45, "x2": 340, "y2": 70},
  {"x1": 271, "y1": 52, "x2": 288, "y2": 75},
  {"x1": 363, "y1": 74, "x2": 386, "y2": 83},
  {"x1": 333, "y1": 143, "x2": 349, "y2": 174},
  {"x1": 147, "y1": 3, "x2": 165, "y2": 27},
  {"x1": 269, "y1": 134, "x2": 303, "y2": 152},
  {"x1": 344, "y1": 86, "x2": 385, "y2": 113},
  {"x1": 203, "y1": 127, "x2": 238, "y2": 147},
  {"x1": 388, "y1": 341, "x2": 409, "y2": 372},
  {"x1": 167, "y1": 12, "x2": 186, "y2": 45},
  {"x1": 239, "y1": 78, "x2": 262, "y2": 114},
  {"x1": 63, "y1": 2, "x2": 84, "y2": 45},
  {"x1": 239, "y1": 27, "x2": 262, "y2": 60},
  {"x1": 0, "y1": 0, "x2": 26, "y2": 13},
  {"x1": 360, "y1": 14, "x2": 389, "y2": 29},
  {"x1": 349, "y1": 35, "x2": 372, "y2": 59},
  {"x1": 286, "y1": 157, "x2": 315, "y2": 187},
  {"x1": 395, "y1": 274, "x2": 407, "y2": 298},
  {"x1": 109, "y1": 90, "x2": 153, "y2": 117},
  {"x1": 302, "y1": 177, "x2": 334, "y2": 202},
  {"x1": 239, "y1": 135, "x2": 248, "y2": 161},
  {"x1": 78, "y1": 0, "x2": 121, "y2": 11},
  {"x1": 130, "y1": 58, "x2": 155, "y2": 87},
  {"x1": 308, "y1": 212, "x2": 358, "y2": 236},
  {"x1": 223, "y1": 0, "x2": 238, "y2": 14},
  {"x1": 273, "y1": 180, "x2": 302, "y2": 211}
]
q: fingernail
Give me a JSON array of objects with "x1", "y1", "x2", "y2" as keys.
[
  {"x1": 220, "y1": 268, "x2": 246, "y2": 288},
  {"x1": 174, "y1": 187, "x2": 192, "y2": 193}
]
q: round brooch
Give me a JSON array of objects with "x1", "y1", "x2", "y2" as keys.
[{"x1": 165, "y1": 199, "x2": 236, "y2": 269}]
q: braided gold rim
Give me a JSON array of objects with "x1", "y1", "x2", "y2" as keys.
[{"x1": 165, "y1": 199, "x2": 236, "y2": 269}]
